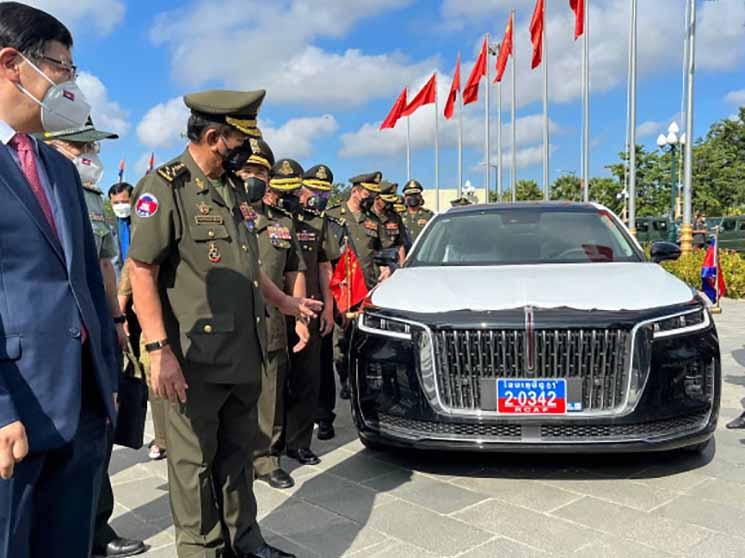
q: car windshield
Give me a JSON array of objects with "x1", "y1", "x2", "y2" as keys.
[{"x1": 409, "y1": 207, "x2": 642, "y2": 266}]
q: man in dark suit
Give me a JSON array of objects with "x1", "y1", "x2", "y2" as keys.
[{"x1": 0, "y1": 4, "x2": 118, "y2": 558}]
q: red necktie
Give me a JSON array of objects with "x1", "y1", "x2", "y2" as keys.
[
  {"x1": 9, "y1": 133, "x2": 59, "y2": 239},
  {"x1": 10, "y1": 133, "x2": 88, "y2": 344}
]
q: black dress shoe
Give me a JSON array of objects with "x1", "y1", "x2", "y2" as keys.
[
  {"x1": 257, "y1": 469, "x2": 295, "y2": 489},
  {"x1": 239, "y1": 543, "x2": 296, "y2": 558},
  {"x1": 92, "y1": 538, "x2": 147, "y2": 558},
  {"x1": 339, "y1": 382, "x2": 351, "y2": 400},
  {"x1": 727, "y1": 412, "x2": 745, "y2": 429},
  {"x1": 287, "y1": 448, "x2": 321, "y2": 465},
  {"x1": 317, "y1": 422, "x2": 335, "y2": 441}
]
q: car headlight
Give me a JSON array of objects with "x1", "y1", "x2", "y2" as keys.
[
  {"x1": 652, "y1": 307, "x2": 710, "y2": 339},
  {"x1": 358, "y1": 312, "x2": 412, "y2": 340}
]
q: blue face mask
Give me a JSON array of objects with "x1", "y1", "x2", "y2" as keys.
[{"x1": 307, "y1": 192, "x2": 330, "y2": 211}]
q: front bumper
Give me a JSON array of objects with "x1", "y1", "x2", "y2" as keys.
[{"x1": 350, "y1": 310, "x2": 720, "y2": 453}]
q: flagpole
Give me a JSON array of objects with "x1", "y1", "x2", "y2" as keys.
[
  {"x1": 434, "y1": 75, "x2": 440, "y2": 213},
  {"x1": 623, "y1": 0, "x2": 633, "y2": 224},
  {"x1": 406, "y1": 116, "x2": 411, "y2": 180},
  {"x1": 511, "y1": 9, "x2": 517, "y2": 203},
  {"x1": 681, "y1": 0, "x2": 696, "y2": 254},
  {"x1": 582, "y1": 0, "x2": 590, "y2": 202},
  {"x1": 497, "y1": 80, "x2": 503, "y2": 202},
  {"x1": 458, "y1": 77, "x2": 464, "y2": 198},
  {"x1": 485, "y1": 33, "x2": 491, "y2": 204},
  {"x1": 628, "y1": 0, "x2": 638, "y2": 236},
  {"x1": 542, "y1": 3, "x2": 549, "y2": 200}
]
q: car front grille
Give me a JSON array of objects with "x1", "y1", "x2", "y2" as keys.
[{"x1": 432, "y1": 328, "x2": 632, "y2": 413}]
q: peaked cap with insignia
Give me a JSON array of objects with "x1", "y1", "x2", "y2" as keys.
[
  {"x1": 303, "y1": 164, "x2": 333, "y2": 191},
  {"x1": 379, "y1": 181, "x2": 399, "y2": 203},
  {"x1": 269, "y1": 158, "x2": 304, "y2": 191},
  {"x1": 184, "y1": 89, "x2": 265, "y2": 138},
  {"x1": 402, "y1": 179, "x2": 423, "y2": 196},
  {"x1": 350, "y1": 171, "x2": 382, "y2": 193},
  {"x1": 243, "y1": 137, "x2": 275, "y2": 171},
  {"x1": 35, "y1": 117, "x2": 118, "y2": 143}
]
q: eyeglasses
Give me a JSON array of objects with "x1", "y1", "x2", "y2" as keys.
[{"x1": 34, "y1": 55, "x2": 78, "y2": 80}]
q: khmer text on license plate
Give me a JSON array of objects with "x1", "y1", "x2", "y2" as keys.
[{"x1": 497, "y1": 379, "x2": 567, "y2": 414}]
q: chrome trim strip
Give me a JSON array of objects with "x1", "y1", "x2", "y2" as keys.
[
  {"x1": 652, "y1": 308, "x2": 711, "y2": 339},
  {"x1": 357, "y1": 313, "x2": 412, "y2": 341}
]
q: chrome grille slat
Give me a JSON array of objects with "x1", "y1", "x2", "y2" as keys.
[{"x1": 433, "y1": 327, "x2": 632, "y2": 414}]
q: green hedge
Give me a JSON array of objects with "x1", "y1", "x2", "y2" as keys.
[{"x1": 661, "y1": 248, "x2": 745, "y2": 300}]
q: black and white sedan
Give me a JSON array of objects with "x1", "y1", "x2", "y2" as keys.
[{"x1": 350, "y1": 202, "x2": 720, "y2": 453}]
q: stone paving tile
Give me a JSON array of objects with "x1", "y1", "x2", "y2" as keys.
[
  {"x1": 297, "y1": 475, "x2": 394, "y2": 524},
  {"x1": 454, "y1": 499, "x2": 600, "y2": 554},
  {"x1": 287, "y1": 520, "x2": 388, "y2": 558},
  {"x1": 686, "y1": 477, "x2": 745, "y2": 509},
  {"x1": 264, "y1": 530, "x2": 321, "y2": 558},
  {"x1": 654, "y1": 494, "x2": 745, "y2": 538},
  {"x1": 570, "y1": 535, "x2": 678, "y2": 558},
  {"x1": 367, "y1": 500, "x2": 492, "y2": 557},
  {"x1": 538, "y1": 478, "x2": 679, "y2": 511},
  {"x1": 553, "y1": 496, "x2": 710, "y2": 554},
  {"x1": 324, "y1": 453, "x2": 407, "y2": 484},
  {"x1": 457, "y1": 537, "x2": 551, "y2": 558},
  {"x1": 363, "y1": 475, "x2": 487, "y2": 515},
  {"x1": 259, "y1": 499, "x2": 341, "y2": 539},
  {"x1": 112, "y1": 476, "x2": 171, "y2": 521},
  {"x1": 352, "y1": 541, "x2": 438, "y2": 558},
  {"x1": 684, "y1": 532, "x2": 745, "y2": 558},
  {"x1": 451, "y1": 476, "x2": 580, "y2": 513},
  {"x1": 629, "y1": 465, "x2": 713, "y2": 493}
]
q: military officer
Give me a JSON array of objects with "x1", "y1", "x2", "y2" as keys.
[
  {"x1": 374, "y1": 180, "x2": 410, "y2": 261},
  {"x1": 401, "y1": 179, "x2": 435, "y2": 242},
  {"x1": 325, "y1": 172, "x2": 391, "y2": 400},
  {"x1": 40, "y1": 122, "x2": 145, "y2": 558},
  {"x1": 244, "y1": 156, "x2": 308, "y2": 490},
  {"x1": 128, "y1": 89, "x2": 321, "y2": 558},
  {"x1": 285, "y1": 164, "x2": 339, "y2": 464},
  {"x1": 393, "y1": 194, "x2": 406, "y2": 214}
]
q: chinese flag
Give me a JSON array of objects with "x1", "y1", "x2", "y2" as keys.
[
  {"x1": 463, "y1": 38, "x2": 487, "y2": 105},
  {"x1": 530, "y1": 0, "x2": 544, "y2": 69},
  {"x1": 495, "y1": 14, "x2": 513, "y2": 83},
  {"x1": 570, "y1": 0, "x2": 584, "y2": 39},
  {"x1": 402, "y1": 73, "x2": 437, "y2": 117},
  {"x1": 444, "y1": 55, "x2": 461, "y2": 120},
  {"x1": 330, "y1": 246, "x2": 369, "y2": 313},
  {"x1": 380, "y1": 88, "x2": 408, "y2": 130}
]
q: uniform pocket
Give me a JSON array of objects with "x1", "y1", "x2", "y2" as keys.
[
  {"x1": 184, "y1": 314, "x2": 235, "y2": 366},
  {"x1": 190, "y1": 224, "x2": 231, "y2": 242}
]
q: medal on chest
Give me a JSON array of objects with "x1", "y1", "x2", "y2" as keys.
[
  {"x1": 268, "y1": 223, "x2": 292, "y2": 247},
  {"x1": 239, "y1": 202, "x2": 258, "y2": 231},
  {"x1": 208, "y1": 241, "x2": 222, "y2": 264}
]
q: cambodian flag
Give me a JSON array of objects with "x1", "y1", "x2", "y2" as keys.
[{"x1": 701, "y1": 238, "x2": 726, "y2": 303}]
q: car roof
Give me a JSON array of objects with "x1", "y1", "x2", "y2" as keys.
[{"x1": 444, "y1": 201, "x2": 604, "y2": 215}]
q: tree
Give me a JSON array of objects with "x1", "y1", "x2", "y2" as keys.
[
  {"x1": 515, "y1": 179, "x2": 543, "y2": 201},
  {"x1": 551, "y1": 174, "x2": 582, "y2": 201},
  {"x1": 329, "y1": 182, "x2": 350, "y2": 206}
]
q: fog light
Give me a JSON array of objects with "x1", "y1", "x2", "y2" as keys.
[
  {"x1": 366, "y1": 362, "x2": 383, "y2": 391},
  {"x1": 683, "y1": 359, "x2": 715, "y2": 401}
]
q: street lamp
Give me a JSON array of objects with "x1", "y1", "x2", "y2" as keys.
[{"x1": 656, "y1": 121, "x2": 683, "y2": 242}]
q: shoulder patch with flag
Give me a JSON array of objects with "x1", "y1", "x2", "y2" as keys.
[{"x1": 135, "y1": 194, "x2": 159, "y2": 218}]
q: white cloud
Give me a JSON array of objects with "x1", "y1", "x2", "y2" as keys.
[
  {"x1": 76, "y1": 71, "x2": 129, "y2": 137},
  {"x1": 262, "y1": 115, "x2": 339, "y2": 160},
  {"x1": 136, "y1": 97, "x2": 189, "y2": 149},
  {"x1": 636, "y1": 120, "x2": 662, "y2": 138},
  {"x1": 23, "y1": 0, "x2": 125, "y2": 36},
  {"x1": 725, "y1": 89, "x2": 745, "y2": 106}
]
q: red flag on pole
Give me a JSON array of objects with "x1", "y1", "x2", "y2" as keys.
[
  {"x1": 444, "y1": 55, "x2": 461, "y2": 120},
  {"x1": 530, "y1": 0, "x2": 544, "y2": 69},
  {"x1": 495, "y1": 14, "x2": 514, "y2": 83},
  {"x1": 380, "y1": 88, "x2": 408, "y2": 130},
  {"x1": 330, "y1": 246, "x2": 369, "y2": 313},
  {"x1": 569, "y1": 0, "x2": 584, "y2": 39},
  {"x1": 118, "y1": 159, "x2": 125, "y2": 183},
  {"x1": 147, "y1": 152, "x2": 155, "y2": 174},
  {"x1": 402, "y1": 73, "x2": 437, "y2": 117},
  {"x1": 463, "y1": 39, "x2": 487, "y2": 105}
]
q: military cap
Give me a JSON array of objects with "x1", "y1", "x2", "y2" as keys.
[
  {"x1": 403, "y1": 179, "x2": 423, "y2": 196},
  {"x1": 244, "y1": 137, "x2": 275, "y2": 171},
  {"x1": 303, "y1": 164, "x2": 333, "y2": 191},
  {"x1": 269, "y1": 158, "x2": 304, "y2": 191},
  {"x1": 350, "y1": 171, "x2": 383, "y2": 193},
  {"x1": 393, "y1": 194, "x2": 406, "y2": 213},
  {"x1": 184, "y1": 89, "x2": 265, "y2": 138},
  {"x1": 450, "y1": 196, "x2": 472, "y2": 207},
  {"x1": 379, "y1": 181, "x2": 399, "y2": 203},
  {"x1": 36, "y1": 117, "x2": 118, "y2": 143}
]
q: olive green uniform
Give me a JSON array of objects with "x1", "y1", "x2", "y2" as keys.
[
  {"x1": 84, "y1": 184, "x2": 118, "y2": 260},
  {"x1": 402, "y1": 207, "x2": 434, "y2": 242},
  {"x1": 251, "y1": 202, "x2": 305, "y2": 477},
  {"x1": 129, "y1": 149, "x2": 267, "y2": 557},
  {"x1": 375, "y1": 207, "x2": 407, "y2": 251},
  {"x1": 286, "y1": 207, "x2": 338, "y2": 451}
]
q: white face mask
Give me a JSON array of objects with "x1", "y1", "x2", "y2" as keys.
[
  {"x1": 74, "y1": 152, "x2": 104, "y2": 185},
  {"x1": 112, "y1": 202, "x2": 131, "y2": 219},
  {"x1": 16, "y1": 53, "x2": 91, "y2": 133}
]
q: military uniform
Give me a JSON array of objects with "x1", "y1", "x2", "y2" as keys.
[
  {"x1": 251, "y1": 162, "x2": 306, "y2": 479},
  {"x1": 286, "y1": 165, "x2": 339, "y2": 453},
  {"x1": 376, "y1": 181, "x2": 410, "y2": 254},
  {"x1": 128, "y1": 91, "x2": 276, "y2": 558},
  {"x1": 401, "y1": 179, "x2": 434, "y2": 242}
]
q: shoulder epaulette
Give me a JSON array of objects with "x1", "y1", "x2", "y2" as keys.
[
  {"x1": 82, "y1": 183, "x2": 102, "y2": 194},
  {"x1": 325, "y1": 213, "x2": 345, "y2": 226},
  {"x1": 156, "y1": 161, "x2": 187, "y2": 183},
  {"x1": 303, "y1": 207, "x2": 322, "y2": 218}
]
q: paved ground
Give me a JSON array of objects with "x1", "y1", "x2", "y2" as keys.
[{"x1": 110, "y1": 298, "x2": 745, "y2": 558}]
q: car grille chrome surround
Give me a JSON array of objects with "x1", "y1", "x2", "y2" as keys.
[{"x1": 432, "y1": 327, "x2": 633, "y2": 415}]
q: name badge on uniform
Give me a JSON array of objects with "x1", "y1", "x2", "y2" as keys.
[
  {"x1": 195, "y1": 215, "x2": 224, "y2": 225},
  {"x1": 296, "y1": 230, "x2": 317, "y2": 242}
]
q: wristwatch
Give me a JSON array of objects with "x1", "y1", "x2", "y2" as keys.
[
  {"x1": 144, "y1": 339, "x2": 170, "y2": 353},
  {"x1": 113, "y1": 315, "x2": 127, "y2": 325}
]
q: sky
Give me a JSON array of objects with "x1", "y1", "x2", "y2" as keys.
[{"x1": 26, "y1": 0, "x2": 745, "y2": 196}]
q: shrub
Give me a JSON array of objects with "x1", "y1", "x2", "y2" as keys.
[{"x1": 661, "y1": 248, "x2": 745, "y2": 299}]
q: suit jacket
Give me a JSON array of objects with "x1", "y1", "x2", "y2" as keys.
[{"x1": 0, "y1": 141, "x2": 118, "y2": 453}]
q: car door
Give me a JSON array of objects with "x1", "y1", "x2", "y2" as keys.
[
  {"x1": 736, "y1": 218, "x2": 745, "y2": 253},
  {"x1": 718, "y1": 218, "x2": 737, "y2": 251}
]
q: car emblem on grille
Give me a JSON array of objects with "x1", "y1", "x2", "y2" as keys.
[{"x1": 524, "y1": 306, "x2": 536, "y2": 373}]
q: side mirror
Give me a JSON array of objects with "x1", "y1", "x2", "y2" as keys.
[{"x1": 650, "y1": 241, "x2": 681, "y2": 263}]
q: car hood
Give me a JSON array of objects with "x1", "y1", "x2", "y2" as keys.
[{"x1": 370, "y1": 262, "x2": 695, "y2": 313}]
